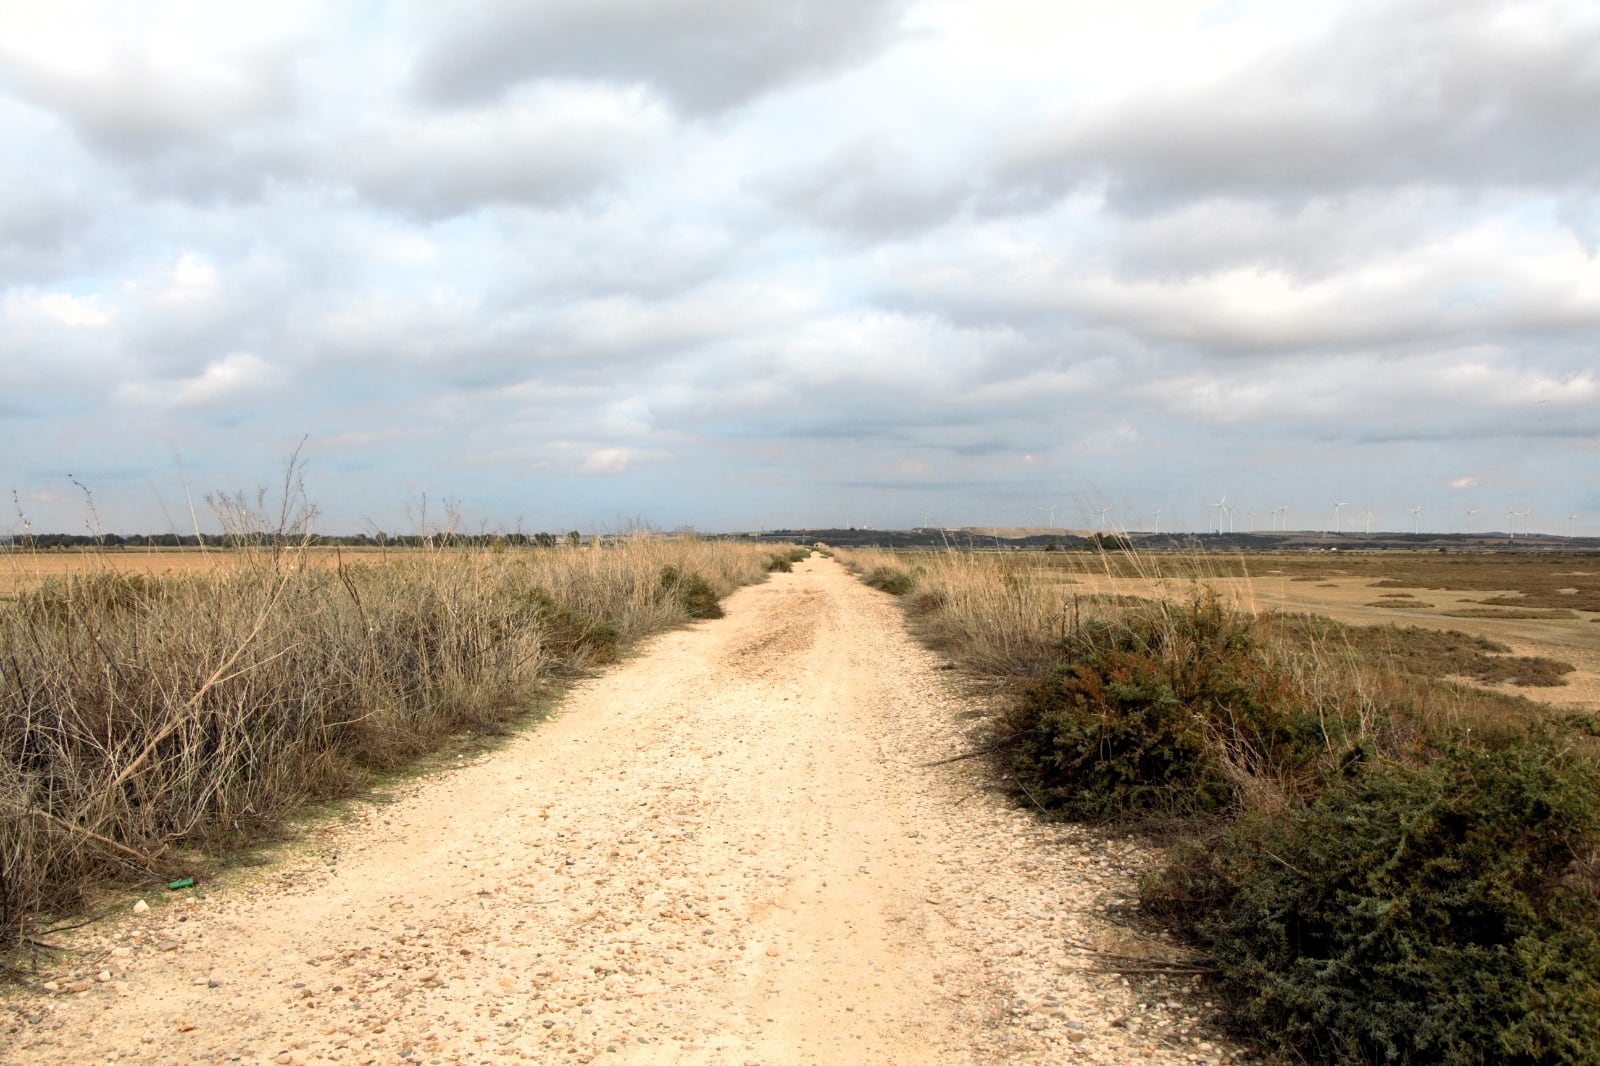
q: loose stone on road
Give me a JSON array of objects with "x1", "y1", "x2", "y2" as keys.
[{"x1": 4, "y1": 555, "x2": 1246, "y2": 1064}]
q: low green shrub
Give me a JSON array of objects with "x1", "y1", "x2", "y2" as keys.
[
  {"x1": 1148, "y1": 735, "x2": 1600, "y2": 1065},
  {"x1": 863, "y1": 566, "x2": 915, "y2": 596},
  {"x1": 659, "y1": 565, "x2": 723, "y2": 619},
  {"x1": 1004, "y1": 649, "x2": 1231, "y2": 818},
  {"x1": 1000, "y1": 592, "x2": 1332, "y2": 820}
]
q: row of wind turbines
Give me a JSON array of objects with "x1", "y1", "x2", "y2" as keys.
[{"x1": 1315, "y1": 501, "x2": 1573, "y2": 538}]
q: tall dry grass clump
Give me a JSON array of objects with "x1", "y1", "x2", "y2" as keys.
[
  {"x1": 843, "y1": 544, "x2": 1600, "y2": 1064},
  {"x1": 0, "y1": 532, "x2": 777, "y2": 957},
  {"x1": 843, "y1": 546, "x2": 1208, "y2": 677}
]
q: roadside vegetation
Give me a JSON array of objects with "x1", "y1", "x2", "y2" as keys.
[
  {"x1": 1, "y1": 504, "x2": 799, "y2": 961},
  {"x1": 845, "y1": 546, "x2": 1600, "y2": 1065}
]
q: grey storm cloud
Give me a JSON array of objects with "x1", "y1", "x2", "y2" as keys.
[
  {"x1": 997, "y1": 1, "x2": 1600, "y2": 214},
  {"x1": 342, "y1": 87, "x2": 672, "y2": 219},
  {"x1": 0, "y1": 40, "x2": 296, "y2": 158},
  {"x1": 409, "y1": 0, "x2": 912, "y2": 114}
]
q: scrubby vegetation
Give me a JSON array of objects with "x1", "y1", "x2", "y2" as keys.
[
  {"x1": 845, "y1": 546, "x2": 1600, "y2": 1065},
  {"x1": 1001, "y1": 592, "x2": 1320, "y2": 822},
  {"x1": 1, "y1": 533, "x2": 776, "y2": 958},
  {"x1": 1147, "y1": 735, "x2": 1600, "y2": 1065},
  {"x1": 862, "y1": 565, "x2": 916, "y2": 596},
  {"x1": 658, "y1": 563, "x2": 725, "y2": 619}
]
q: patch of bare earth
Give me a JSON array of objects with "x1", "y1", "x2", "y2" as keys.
[{"x1": 3, "y1": 557, "x2": 1246, "y2": 1065}]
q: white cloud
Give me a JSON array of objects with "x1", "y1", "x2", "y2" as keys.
[
  {"x1": 175, "y1": 351, "x2": 277, "y2": 407},
  {"x1": 2, "y1": 288, "x2": 112, "y2": 328},
  {"x1": 580, "y1": 446, "x2": 659, "y2": 475},
  {"x1": 115, "y1": 352, "x2": 280, "y2": 409},
  {"x1": 125, "y1": 252, "x2": 221, "y2": 310},
  {"x1": 0, "y1": 18, "x2": 299, "y2": 154}
]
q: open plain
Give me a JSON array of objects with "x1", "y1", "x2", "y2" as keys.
[
  {"x1": 2, "y1": 554, "x2": 1247, "y2": 1065},
  {"x1": 1051, "y1": 552, "x2": 1600, "y2": 713},
  {"x1": 5, "y1": 546, "x2": 1596, "y2": 1063}
]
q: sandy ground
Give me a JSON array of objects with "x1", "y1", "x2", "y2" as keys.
[{"x1": 3, "y1": 556, "x2": 1245, "y2": 1065}]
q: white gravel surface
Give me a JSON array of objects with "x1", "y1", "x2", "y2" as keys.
[{"x1": 3, "y1": 555, "x2": 1253, "y2": 1065}]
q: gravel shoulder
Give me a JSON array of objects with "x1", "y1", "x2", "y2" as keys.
[{"x1": 4, "y1": 556, "x2": 1247, "y2": 1065}]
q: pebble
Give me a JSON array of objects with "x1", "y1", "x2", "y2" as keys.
[{"x1": 132, "y1": 900, "x2": 150, "y2": 915}]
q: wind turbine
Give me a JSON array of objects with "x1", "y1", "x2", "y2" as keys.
[
  {"x1": 1096, "y1": 506, "x2": 1110, "y2": 532},
  {"x1": 1466, "y1": 509, "x2": 1478, "y2": 534},
  {"x1": 1507, "y1": 508, "x2": 1517, "y2": 541},
  {"x1": 1212, "y1": 495, "x2": 1227, "y2": 534},
  {"x1": 1224, "y1": 503, "x2": 1235, "y2": 533},
  {"x1": 1570, "y1": 514, "x2": 1580, "y2": 538},
  {"x1": 1411, "y1": 505, "x2": 1422, "y2": 535},
  {"x1": 1247, "y1": 511, "x2": 1257, "y2": 533},
  {"x1": 1332, "y1": 501, "x2": 1347, "y2": 534},
  {"x1": 1041, "y1": 504, "x2": 1058, "y2": 530},
  {"x1": 1152, "y1": 507, "x2": 1161, "y2": 534},
  {"x1": 1362, "y1": 507, "x2": 1373, "y2": 535}
]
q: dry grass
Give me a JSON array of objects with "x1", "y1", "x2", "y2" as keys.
[
  {"x1": 842, "y1": 545, "x2": 1588, "y2": 727},
  {"x1": 1, "y1": 536, "x2": 780, "y2": 958},
  {"x1": 0, "y1": 548, "x2": 301, "y2": 597},
  {"x1": 840, "y1": 544, "x2": 1600, "y2": 1062}
]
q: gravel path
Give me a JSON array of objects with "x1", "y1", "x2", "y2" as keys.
[{"x1": 4, "y1": 556, "x2": 1249, "y2": 1065}]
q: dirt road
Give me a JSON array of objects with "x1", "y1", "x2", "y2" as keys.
[{"x1": 4, "y1": 557, "x2": 1242, "y2": 1065}]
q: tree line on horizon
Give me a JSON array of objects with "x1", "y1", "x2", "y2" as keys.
[{"x1": 0, "y1": 531, "x2": 593, "y2": 550}]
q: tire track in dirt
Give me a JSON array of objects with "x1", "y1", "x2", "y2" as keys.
[{"x1": 4, "y1": 556, "x2": 1247, "y2": 1065}]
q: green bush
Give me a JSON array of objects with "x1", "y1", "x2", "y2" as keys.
[
  {"x1": 1148, "y1": 736, "x2": 1600, "y2": 1064},
  {"x1": 1004, "y1": 649, "x2": 1230, "y2": 818},
  {"x1": 1000, "y1": 592, "x2": 1327, "y2": 820},
  {"x1": 659, "y1": 565, "x2": 723, "y2": 619},
  {"x1": 863, "y1": 566, "x2": 915, "y2": 596}
]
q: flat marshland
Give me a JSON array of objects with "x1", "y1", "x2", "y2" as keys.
[
  {"x1": 0, "y1": 537, "x2": 801, "y2": 958},
  {"x1": 854, "y1": 548, "x2": 1599, "y2": 709},
  {"x1": 844, "y1": 546, "x2": 1600, "y2": 1064}
]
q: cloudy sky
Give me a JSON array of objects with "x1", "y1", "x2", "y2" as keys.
[{"x1": 3, "y1": 0, "x2": 1597, "y2": 537}]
